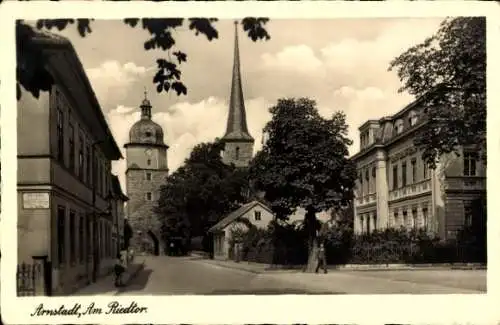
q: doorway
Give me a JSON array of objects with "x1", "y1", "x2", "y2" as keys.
[{"x1": 147, "y1": 230, "x2": 160, "y2": 256}]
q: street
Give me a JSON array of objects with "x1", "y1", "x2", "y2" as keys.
[{"x1": 113, "y1": 256, "x2": 486, "y2": 295}]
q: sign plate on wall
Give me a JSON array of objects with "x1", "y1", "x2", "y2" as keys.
[{"x1": 23, "y1": 192, "x2": 50, "y2": 209}]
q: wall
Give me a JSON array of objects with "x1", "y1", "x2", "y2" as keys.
[
  {"x1": 17, "y1": 89, "x2": 50, "y2": 156},
  {"x1": 126, "y1": 146, "x2": 168, "y2": 170},
  {"x1": 222, "y1": 141, "x2": 254, "y2": 168}
]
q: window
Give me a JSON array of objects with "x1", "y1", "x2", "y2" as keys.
[
  {"x1": 69, "y1": 123, "x2": 75, "y2": 171},
  {"x1": 423, "y1": 162, "x2": 429, "y2": 179},
  {"x1": 57, "y1": 107, "x2": 64, "y2": 163},
  {"x1": 395, "y1": 119, "x2": 404, "y2": 134},
  {"x1": 422, "y1": 208, "x2": 428, "y2": 230},
  {"x1": 147, "y1": 159, "x2": 151, "y2": 166},
  {"x1": 365, "y1": 169, "x2": 369, "y2": 192},
  {"x1": 372, "y1": 167, "x2": 376, "y2": 178},
  {"x1": 359, "y1": 215, "x2": 364, "y2": 233},
  {"x1": 235, "y1": 147, "x2": 240, "y2": 160},
  {"x1": 146, "y1": 172, "x2": 152, "y2": 181},
  {"x1": 393, "y1": 211, "x2": 398, "y2": 227},
  {"x1": 392, "y1": 165, "x2": 398, "y2": 189},
  {"x1": 359, "y1": 172, "x2": 363, "y2": 184},
  {"x1": 373, "y1": 213, "x2": 377, "y2": 231},
  {"x1": 86, "y1": 145, "x2": 91, "y2": 185},
  {"x1": 412, "y1": 208, "x2": 418, "y2": 229},
  {"x1": 401, "y1": 162, "x2": 407, "y2": 187},
  {"x1": 145, "y1": 131, "x2": 152, "y2": 137},
  {"x1": 146, "y1": 192, "x2": 152, "y2": 201},
  {"x1": 366, "y1": 215, "x2": 371, "y2": 234},
  {"x1": 254, "y1": 211, "x2": 261, "y2": 221},
  {"x1": 69, "y1": 211, "x2": 76, "y2": 263},
  {"x1": 78, "y1": 134, "x2": 84, "y2": 180},
  {"x1": 464, "y1": 204, "x2": 473, "y2": 227},
  {"x1": 57, "y1": 206, "x2": 66, "y2": 265},
  {"x1": 403, "y1": 210, "x2": 408, "y2": 228},
  {"x1": 79, "y1": 215, "x2": 85, "y2": 263},
  {"x1": 411, "y1": 159, "x2": 417, "y2": 183},
  {"x1": 86, "y1": 218, "x2": 92, "y2": 260},
  {"x1": 463, "y1": 152, "x2": 478, "y2": 176},
  {"x1": 409, "y1": 111, "x2": 418, "y2": 126}
]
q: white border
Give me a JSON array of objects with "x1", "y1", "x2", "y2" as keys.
[{"x1": 1, "y1": 1, "x2": 500, "y2": 324}]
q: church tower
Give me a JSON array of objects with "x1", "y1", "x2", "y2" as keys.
[
  {"x1": 220, "y1": 21, "x2": 255, "y2": 168},
  {"x1": 125, "y1": 91, "x2": 168, "y2": 255}
]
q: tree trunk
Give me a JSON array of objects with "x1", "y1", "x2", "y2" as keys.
[{"x1": 304, "y1": 208, "x2": 319, "y2": 273}]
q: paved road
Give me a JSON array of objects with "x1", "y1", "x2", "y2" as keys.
[
  {"x1": 116, "y1": 256, "x2": 338, "y2": 295},
  {"x1": 117, "y1": 256, "x2": 486, "y2": 295}
]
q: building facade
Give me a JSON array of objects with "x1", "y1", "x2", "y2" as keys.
[
  {"x1": 351, "y1": 95, "x2": 485, "y2": 240},
  {"x1": 125, "y1": 94, "x2": 169, "y2": 256},
  {"x1": 110, "y1": 175, "x2": 128, "y2": 255},
  {"x1": 220, "y1": 22, "x2": 255, "y2": 168},
  {"x1": 17, "y1": 26, "x2": 123, "y2": 295}
]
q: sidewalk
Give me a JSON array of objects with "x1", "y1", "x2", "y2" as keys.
[
  {"x1": 73, "y1": 259, "x2": 145, "y2": 296},
  {"x1": 192, "y1": 253, "x2": 485, "y2": 274}
]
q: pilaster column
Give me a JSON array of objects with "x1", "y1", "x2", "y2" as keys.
[{"x1": 374, "y1": 149, "x2": 389, "y2": 229}]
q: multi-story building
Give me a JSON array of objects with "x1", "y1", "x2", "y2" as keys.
[
  {"x1": 110, "y1": 175, "x2": 128, "y2": 256},
  {"x1": 351, "y1": 94, "x2": 485, "y2": 240},
  {"x1": 17, "y1": 26, "x2": 123, "y2": 294}
]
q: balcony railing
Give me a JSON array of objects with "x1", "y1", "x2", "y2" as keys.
[
  {"x1": 389, "y1": 179, "x2": 431, "y2": 201},
  {"x1": 446, "y1": 177, "x2": 486, "y2": 191},
  {"x1": 356, "y1": 193, "x2": 376, "y2": 206}
]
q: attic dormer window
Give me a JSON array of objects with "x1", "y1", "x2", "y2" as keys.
[
  {"x1": 395, "y1": 119, "x2": 404, "y2": 134},
  {"x1": 145, "y1": 131, "x2": 152, "y2": 137},
  {"x1": 408, "y1": 111, "x2": 418, "y2": 127}
]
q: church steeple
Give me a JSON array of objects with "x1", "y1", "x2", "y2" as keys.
[
  {"x1": 221, "y1": 21, "x2": 254, "y2": 143},
  {"x1": 140, "y1": 88, "x2": 152, "y2": 120}
]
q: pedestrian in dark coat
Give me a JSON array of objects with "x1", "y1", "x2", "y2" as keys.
[{"x1": 315, "y1": 242, "x2": 328, "y2": 274}]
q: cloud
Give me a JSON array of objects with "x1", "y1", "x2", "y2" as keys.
[
  {"x1": 87, "y1": 60, "x2": 150, "y2": 110},
  {"x1": 261, "y1": 45, "x2": 323, "y2": 73}
]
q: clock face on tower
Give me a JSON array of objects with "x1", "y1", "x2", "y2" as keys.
[{"x1": 145, "y1": 149, "x2": 152, "y2": 156}]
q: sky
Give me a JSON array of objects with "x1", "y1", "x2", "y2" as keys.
[{"x1": 52, "y1": 18, "x2": 445, "y2": 192}]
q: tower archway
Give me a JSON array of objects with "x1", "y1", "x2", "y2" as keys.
[{"x1": 147, "y1": 230, "x2": 160, "y2": 256}]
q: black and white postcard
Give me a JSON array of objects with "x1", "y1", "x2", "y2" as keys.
[{"x1": 0, "y1": 1, "x2": 499, "y2": 324}]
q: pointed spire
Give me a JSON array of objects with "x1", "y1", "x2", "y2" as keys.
[
  {"x1": 222, "y1": 20, "x2": 254, "y2": 143},
  {"x1": 140, "y1": 87, "x2": 152, "y2": 119}
]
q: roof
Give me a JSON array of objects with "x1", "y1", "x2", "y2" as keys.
[
  {"x1": 208, "y1": 200, "x2": 273, "y2": 233},
  {"x1": 111, "y1": 175, "x2": 129, "y2": 201},
  {"x1": 221, "y1": 22, "x2": 254, "y2": 143},
  {"x1": 22, "y1": 23, "x2": 122, "y2": 160}
]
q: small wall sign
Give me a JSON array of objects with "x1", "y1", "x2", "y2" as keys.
[{"x1": 23, "y1": 192, "x2": 50, "y2": 209}]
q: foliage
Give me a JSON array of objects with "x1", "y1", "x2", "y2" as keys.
[
  {"x1": 249, "y1": 97, "x2": 357, "y2": 269},
  {"x1": 16, "y1": 17, "x2": 270, "y2": 101},
  {"x1": 389, "y1": 17, "x2": 486, "y2": 167},
  {"x1": 155, "y1": 140, "x2": 249, "y2": 243}
]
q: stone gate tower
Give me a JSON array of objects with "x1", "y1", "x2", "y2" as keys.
[
  {"x1": 125, "y1": 92, "x2": 169, "y2": 255},
  {"x1": 220, "y1": 21, "x2": 254, "y2": 167}
]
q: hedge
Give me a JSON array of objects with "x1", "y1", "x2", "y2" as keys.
[{"x1": 237, "y1": 223, "x2": 486, "y2": 265}]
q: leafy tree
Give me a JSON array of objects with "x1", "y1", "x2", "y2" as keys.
[
  {"x1": 154, "y1": 140, "x2": 249, "y2": 248},
  {"x1": 249, "y1": 98, "x2": 357, "y2": 272},
  {"x1": 16, "y1": 17, "x2": 270, "y2": 100},
  {"x1": 389, "y1": 17, "x2": 486, "y2": 167}
]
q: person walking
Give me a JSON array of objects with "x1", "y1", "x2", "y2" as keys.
[
  {"x1": 315, "y1": 242, "x2": 328, "y2": 274},
  {"x1": 113, "y1": 253, "x2": 126, "y2": 287}
]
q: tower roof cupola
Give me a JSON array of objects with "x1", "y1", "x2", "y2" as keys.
[{"x1": 127, "y1": 90, "x2": 166, "y2": 147}]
